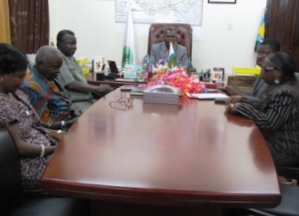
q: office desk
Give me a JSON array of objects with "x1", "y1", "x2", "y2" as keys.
[
  {"x1": 88, "y1": 77, "x2": 146, "y2": 88},
  {"x1": 41, "y1": 89, "x2": 280, "y2": 215}
]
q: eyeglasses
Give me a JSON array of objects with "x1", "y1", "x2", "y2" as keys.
[
  {"x1": 109, "y1": 97, "x2": 133, "y2": 111},
  {"x1": 263, "y1": 66, "x2": 278, "y2": 72}
]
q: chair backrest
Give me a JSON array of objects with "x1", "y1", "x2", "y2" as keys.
[
  {"x1": 277, "y1": 165, "x2": 299, "y2": 182},
  {"x1": 0, "y1": 121, "x2": 21, "y2": 215},
  {"x1": 294, "y1": 72, "x2": 299, "y2": 86},
  {"x1": 147, "y1": 23, "x2": 193, "y2": 60}
]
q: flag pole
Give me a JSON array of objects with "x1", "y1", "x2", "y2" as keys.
[{"x1": 121, "y1": 1, "x2": 137, "y2": 69}]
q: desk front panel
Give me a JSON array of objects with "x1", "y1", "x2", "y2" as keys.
[
  {"x1": 88, "y1": 79, "x2": 146, "y2": 88},
  {"x1": 42, "y1": 89, "x2": 280, "y2": 207}
]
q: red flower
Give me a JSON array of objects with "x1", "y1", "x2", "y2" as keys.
[{"x1": 143, "y1": 66, "x2": 205, "y2": 93}]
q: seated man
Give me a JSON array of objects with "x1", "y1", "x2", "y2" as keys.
[
  {"x1": 22, "y1": 46, "x2": 79, "y2": 129},
  {"x1": 149, "y1": 27, "x2": 189, "y2": 69},
  {"x1": 56, "y1": 30, "x2": 113, "y2": 112},
  {"x1": 225, "y1": 38, "x2": 280, "y2": 108}
]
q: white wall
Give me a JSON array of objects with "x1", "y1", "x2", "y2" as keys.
[{"x1": 49, "y1": 0, "x2": 266, "y2": 76}]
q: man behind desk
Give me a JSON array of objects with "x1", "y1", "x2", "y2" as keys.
[
  {"x1": 149, "y1": 27, "x2": 189, "y2": 69},
  {"x1": 56, "y1": 30, "x2": 113, "y2": 112}
]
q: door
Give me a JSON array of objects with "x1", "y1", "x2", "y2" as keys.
[{"x1": 266, "y1": 0, "x2": 299, "y2": 71}]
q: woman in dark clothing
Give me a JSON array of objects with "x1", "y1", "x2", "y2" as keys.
[{"x1": 227, "y1": 52, "x2": 299, "y2": 166}]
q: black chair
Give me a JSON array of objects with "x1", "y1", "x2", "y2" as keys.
[
  {"x1": 294, "y1": 72, "x2": 299, "y2": 86},
  {"x1": 243, "y1": 164, "x2": 299, "y2": 216},
  {"x1": 277, "y1": 165, "x2": 299, "y2": 183},
  {"x1": 0, "y1": 121, "x2": 91, "y2": 216},
  {"x1": 247, "y1": 184, "x2": 299, "y2": 216}
]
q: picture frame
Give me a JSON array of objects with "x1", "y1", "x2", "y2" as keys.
[
  {"x1": 208, "y1": 0, "x2": 236, "y2": 4},
  {"x1": 211, "y1": 67, "x2": 225, "y2": 82}
]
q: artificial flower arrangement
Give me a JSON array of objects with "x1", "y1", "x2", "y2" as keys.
[{"x1": 140, "y1": 59, "x2": 206, "y2": 94}]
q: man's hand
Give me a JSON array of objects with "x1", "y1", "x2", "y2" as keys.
[
  {"x1": 226, "y1": 95, "x2": 242, "y2": 105},
  {"x1": 225, "y1": 95, "x2": 243, "y2": 114},
  {"x1": 225, "y1": 86, "x2": 243, "y2": 96},
  {"x1": 225, "y1": 101, "x2": 241, "y2": 114},
  {"x1": 93, "y1": 84, "x2": 114, "y2": 95}
]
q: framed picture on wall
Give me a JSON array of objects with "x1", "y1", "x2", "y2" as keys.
[{"x1": 208, "y1": 0, "x2": 236, "y2": 3}]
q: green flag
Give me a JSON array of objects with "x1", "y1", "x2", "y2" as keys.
[
  {"x1": 121, "y1": 3, "x2": 136, "y2": 68},
  {"x1": 168, "y1": 42, "x2": 177, "y2": 68}
]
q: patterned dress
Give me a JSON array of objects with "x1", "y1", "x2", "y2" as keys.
[
  {"x1": 21, "y1": 67, "x2": 77, "y2": 126},
  {"x1": 0, "y1": 89, "x2": 57, "y2": 189}
]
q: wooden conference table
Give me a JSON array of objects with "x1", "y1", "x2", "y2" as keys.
[{"x1": 41, "y1": 88, "x2": 280, "y2": 215}]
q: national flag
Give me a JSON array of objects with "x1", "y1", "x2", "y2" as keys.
[
  {"x1": 121, "y1": 3, "x2": 137, "y2": 68},
  {"x1": 254, "y1": 12, "x2": 266, "y2": 52},
  {"x1": 168, "y1": 42, "x2": 177, "y2": 68}
]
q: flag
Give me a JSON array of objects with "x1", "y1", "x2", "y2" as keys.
[
  {"x1": 254, "y1": 12, "x2": 266, "y2": 52},
  {"x1": 188, "y1": 60, "x2": 194, "y2": 73},
  {"x1": 168, "y1": 42, "x2": 177, "y2": 68},
  {"x1": 121, "y1": 3, "x2": 136, "y2": 68}
]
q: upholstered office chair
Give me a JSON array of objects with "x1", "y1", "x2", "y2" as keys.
[
  {"x1": 277, "y1": 165, "x2": 299, "y2": 183},
  {"x1": 0, "y1": 119, "x2": 91, "y2": 216},
  {"x1": 243, "y1": 165, "x2": 299, "y2": 216},
  {"x1": 247, "y1": 184, "x2": 299, "y2": 216},
  {"x1": 294, "y1": 72, "x2": 299, "y2": 86},
  {"x1": 147, "y1": 23, "x2": 193, "y2": 60}
]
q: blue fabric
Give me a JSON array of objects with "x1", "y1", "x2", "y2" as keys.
[{"x1": 21, "y1": 67, "x2": 76, "y2": 125}]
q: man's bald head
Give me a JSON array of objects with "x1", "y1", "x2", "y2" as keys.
[{"x1": 35, "y1": 46, "x2": 63, "y2": 81}]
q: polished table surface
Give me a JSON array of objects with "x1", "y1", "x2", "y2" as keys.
[{"x1": 41, "y1": 88, "x2": 280, "y2": 209}]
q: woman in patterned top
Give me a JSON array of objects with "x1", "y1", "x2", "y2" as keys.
[
  {"x1": 226, "y1": 52, "x2": 299, "y2": 166},
  {"x1": 0, "y1": 43, "x2": 61, "y2": 189}
]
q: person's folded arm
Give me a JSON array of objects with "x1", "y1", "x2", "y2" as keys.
[
  {"x1": 48, "y1": 129, "x2": 66, "y2": 141},
  {"x1": 240, "y1": 95, "x2": 262, "y2": 109},
  {"x1": 235, "y1": 90, "x2": 294, "y2": 131},
  {"x1": 43, "y1": 117, "x2": 79, "y2": 130},
  {"x1": 65, "y1": 81, "x2": 113, "y2": 95},
  {"x1": 8, "y1": 123, "x2": 56, "y2": 157},
  {"x1": 224, "y1": 86, "x2": 245, "y2": 96}
]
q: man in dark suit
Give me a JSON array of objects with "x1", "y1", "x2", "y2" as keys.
[
  {"x1": 226, "y1": 38, "x2": 280, "y2": 108},
  {"x1": 149, "y1": 27, "x2": 189, "y2": 69}
]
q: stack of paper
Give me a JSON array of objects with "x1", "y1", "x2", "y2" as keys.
[{"x1": 186, "y1": 93, "x2": 229, "y2": 100}]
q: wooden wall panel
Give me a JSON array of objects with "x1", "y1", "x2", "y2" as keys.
[{"x1": 266, "y1": 0, "x2": 299, "y2": 71}]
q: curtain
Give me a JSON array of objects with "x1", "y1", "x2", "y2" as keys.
[
  {"x1": 0, "y1": 0, "x2": 11, "y2": 43},
  {"x1": 9, "y1": 0, "x2": 49, "y2": 53}
]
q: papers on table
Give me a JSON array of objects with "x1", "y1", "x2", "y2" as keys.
[
  {"x1": 130, "y1": 87, "x2": 146, "y2": 96},
  {"x1": 186, "y1": 93, "x2": 229, "y2": 100}
]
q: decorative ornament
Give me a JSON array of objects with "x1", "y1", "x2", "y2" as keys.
[{"x1": 139, "y1": 60, "x2": 205, "y2": 94}]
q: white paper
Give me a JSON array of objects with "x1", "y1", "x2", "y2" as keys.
[{"x1": 187, "y1": 93, "x2": 229, "y2": 100}]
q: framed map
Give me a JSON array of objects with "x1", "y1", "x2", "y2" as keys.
[{"x1": 115, "y1": 0, "x2": 203, "y2": 26}]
